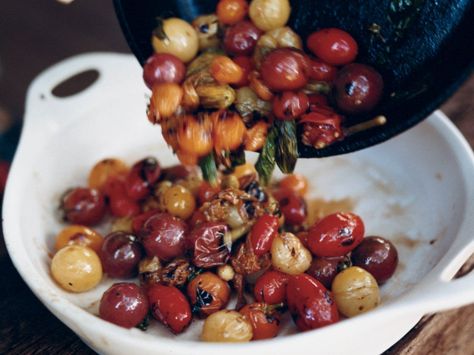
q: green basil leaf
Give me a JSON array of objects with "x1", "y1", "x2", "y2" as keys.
[{"x1": 275, "y1": 120, "x2": 298, "y2": 174}]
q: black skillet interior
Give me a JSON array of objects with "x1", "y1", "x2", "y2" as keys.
[{"x1": 113, "y1": 0, "x2": 474, "y2": 158}]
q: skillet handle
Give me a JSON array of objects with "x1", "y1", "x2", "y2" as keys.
[{"x1": 23, "y1": 52, "x2": 143, "y2": 133}]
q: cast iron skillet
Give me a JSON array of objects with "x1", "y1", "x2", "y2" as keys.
[{"x1": 113, "y1": 0, "x2": 474, "y2": 158}]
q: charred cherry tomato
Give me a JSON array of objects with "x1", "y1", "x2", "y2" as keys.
[
  {"x1": 100, "y1": 231, "x2": 143, "y2": 278},
  {"x1": 272, "y1": 91, "x2": 309, "y2": 120},
  {"x1": 197, "y1": 181, "x2": 220, "y2": 205},
  {"x1": 233, "y1": 56, "x2": 253, "y2": 87},
  {"x1": 139, "y1": 212, "x2": 187, "y2": 261},
  {"x1": 125, "y1": 157, "x2": 161, "y2": 201},
  {"x1": 334, "y1": 63, "x2": 384, "y2": 114},
  {"x1": 272, "y1": 188, "x2": 307, "y2": 226},
  {"x1": 249, "y1": 214, "x2": 280, "y2": 256},
  {"x1": 217, "y1": 0, "x2": 249, "y2": 25},
  {"x1": 147, "y1": 284, "x2": 192, "y2": 334},
  {"x1": 308, "y1": 58, "x2": 338, "y2": 82},
  {"x1": 224, "y1": 20, "x2": 262, "y2": 56},
  {"x1": 287, "y1": 274, "x2": 339, "y2": 331},
  {"x1": 55, "y1": 225, "x2": 103, "y2": 253},
  {"x1": 104, "y1": 178, "x2": 141, "y2": 218},
  {"x1": 211, "y1": 110, "x2": 247, "y2": 153},
  {"x1": 351, "y1": 236, "x2": 398, "y2": 284},
  {"x1": 143, "y1": 53, "x2": 186, "y2": 89},
  {"x1": 307, "y1": 212, "x2": 365, "y2": 257},
  {"x1": 254, "y1": 270, "x2": 289, "y2": 304},
  {"x1": 177, "y1": 114, "x2": 213, "y2": 158},
  {"x1": 307, "y1": 28, "x2": 358, "y2": 66},
  {"x1": 60, "y1": 187, "x2": 106, "y2": 225},
  {"x1": 306, "y1": 255, "x2": 350, "y2": 289},
  {"x1": 99, "y1": 283, "x2": 149, "y2": 328},
  {"x1": 300, "y1": 107, "x2": 343, "y2": 149},
  {"x1": 260, "y1": 48, "x2": 310, "y2": 91},
  {"x1": 187, "y1": 272, "x2": 230, "y2": 317},
  {"x1": 187, "y1": 222, "x2": 229, "y2": 268},
  {"x1": 240, "y1": 303, "x2": 281, "y2": 340},
  {"x1": 279, "y1": 174, "x2": 309, "y2": 197}
]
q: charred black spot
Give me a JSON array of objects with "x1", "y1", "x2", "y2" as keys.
[
  {"x1": 199, "y1": 24, "x2": 209, "y2": 33},
  {"x1": 195, "y1": 287, "x2": 213, "y2": 311},
  {"x1": 324, "y1": 290, "x2": 333, "y2": 304},
  {"x1": 341, "y1": 238, "x2": 354, "y2": 246},
  {"x1": 244, "y1": 201, "x2": 256, "y2": 217},
  {"x1": 279, "y1": 197, "x2": 290, "y2": 207},
  {"x1": 245, "y1": 181, "x2": 267, "y2": 202}
]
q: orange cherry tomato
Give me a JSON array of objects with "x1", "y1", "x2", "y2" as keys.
[
  {"x1": 54, "y1": 225, "x2": 103, "y2": 253},
  {"x1": 88, "y1": 158, "x2": 129, "y2": 191},
  {"x1": 279, "y1": 174, "x2": 309, "y2": 196},
  {"x1": 210, "y1": 56, "x2": 244, "y2": 85},
  {"x1": 240, "y1": 303, "x2": 281, "y2": 340},
  {"x1": 217, "y1": 0, "x2": 249, "y2": 25}
]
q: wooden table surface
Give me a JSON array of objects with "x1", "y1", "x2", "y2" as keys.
[{"x1": 0, "y1": 1, "x2": 473, "y2": 354}]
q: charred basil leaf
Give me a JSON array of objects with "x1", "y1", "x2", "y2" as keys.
[
  {"x1": 275, "y1": 120, "x2": 298, "y2": 174},
  {"x1": 255, "y1": 124, "x2": 277, "y2": 186},
  {"x1": 199, "y1": 152, "x2": 218, "y2": 187}
]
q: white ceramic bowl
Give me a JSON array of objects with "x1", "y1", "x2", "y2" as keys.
[{"x1": 4, "y1": 53, "x2": 474, "y2": 355}]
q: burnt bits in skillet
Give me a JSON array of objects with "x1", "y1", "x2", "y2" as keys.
[{"x1": 113, "y1": 0, "x2": 474, "y2": 158}]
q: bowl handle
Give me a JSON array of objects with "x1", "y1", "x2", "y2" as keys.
[{"x1": 23, "y1": 52, "x2": 143, "y2": 133}]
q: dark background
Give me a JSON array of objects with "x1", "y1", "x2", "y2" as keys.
[{"x1": 0, "y1": 1, "x2": 473, "y2": 354}]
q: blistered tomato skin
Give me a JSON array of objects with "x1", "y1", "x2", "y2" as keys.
[
  {"x1": 60, "y1": 187, "x2": 106, "y2": 226},
  {"x1": 99, "y1": 283, "x2": 149, "y2": 328},
  {"x1": 187, "y1": 272, "x2": 230, "y2": 317},
  {"x1": 224, "y1": 21, "x2": 263, "y2": 56},
  {"x1": 104, "y1": 177, "x2": 141, "y2": 218},
  {"x1": 88, "y1": 158, "x2": 129, "y2": 191},
  {"x1": 351, "y1": 236, "x2": 398, "y2": 284},
  {"x1": 240, "y1": 303, "x2": 281, "y2": 340},
  {"x1": 143, "y1": 53, "x2": 186, "y2": 89},
  {"x1": 272, "y1": 91, "x2": 309, "y2": 120},
  {"x1": 260, "y1": 48, "x2": 310, "y2": 92},
  {"x1": 334, "y1": 63, "x2": 384, "y2": 114},
  {"x1": 307, "y1": 212, "x2": 365, "y2": 257},
  {"x1": 100, "y1": 232, "x2": 143, "y2": 278},
  {"x1": 187, "y1": 222, "x2": 229, "y2": 268},
  {"x1": 307, "y1": 28, "x2": 358, "y2": 66},
  {"x1": 287, "y1": 274, "x2": 339, "y2": 331},
  {"x1": 125, "y1": 157, "x2": 161, "y2": 201},
  {"x1": 249, "y1": 214, "x2": 280, "y2": 256},
  {"x1": 147, "y1": 284, "x2": 192, "y2": 334},
  {"x1": 139, "y1": 212, "x2": 187, "y2": 261},
  {"x1": 254, "y1": 270, "x2": 289, "y2": 304}
]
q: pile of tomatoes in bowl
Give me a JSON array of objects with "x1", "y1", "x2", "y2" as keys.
[
  {"x1": 143, "y1": 0, "x2": 385, "y2": 181},
  {"x1": 49, "y1": 154, "x2": 398, "y2": 342}
]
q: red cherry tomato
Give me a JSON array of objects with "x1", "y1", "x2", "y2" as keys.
[
  {"x1": 188, "y1": 210, "x2": 207, "y2": 229},
  {"x1": 139, "y1": 212, "x2": 187, "y2": 261},
  {"x1": 233, "y1": 56, "x2": 253, "y2": 87},
  {"x1": 143, "y1": 53, "x2": 186, "y2": 89},
  {"x1": 300, "y1": 107, "x2": 343, "y2": 149},
  {"x1": 240, "y1": 303, "x2": 281, "y2": 340},
  {"x1": 125, "y1": 157, "x2": 161, "y2": 201},
  {"x1": 60, "y1": 187, "x2": 106, "y2": 225},
  {"x1": 147, "y1": 284, "x2": 192, "y2": 334},
  {"x1": 306, "y1": 255, "x2": 348, "y2": 289},
  {"x1": 104, "y1": 178, "x2": 141, "y2": 218},
  {"x1": 272, "y1": 91, "x2": 309, "y2": 120},
  {"x1": 254, "y1": 270, "x2": 289, "y2": 304},
  {"x1": 260, "y1": 48, "x2": 310, "y2": 91},
  {"x1": 307, "y1": 28, "x2": 358, "y2": 66},
  {"x1": 307, "y1": 212, "x2": 365, "y2": 257},
  {"x1": 100, "y1": 231, "x2": 143, "y2": 278},
  {"x1": 249, "y1": 214, "x2": 280, "y2": 256},
  {"x1": 308, "y1": 58, "x2": 338, "y2": 82},
  {"x1": 197, "y1": 181, "x2": 220, "y2": 205},
  {"x1": 224, "y1": 20, "x2": 262, "y2": 56},
  {"x1": 99, "y1": 283, "x2": 149, "y2": 328},
  {"x1": 333, "y1": 63, "x2": 384, "y2": 114},
  {"x1": 132, "y1": 209, "x2": 161, "y2": 234},
  {"x1": 186, "y1": 222, "x2": 229, "y2": 268},
  {"x1": 272, "y1": 188, "x2": 307, "y2": 226},
  {"x1": 286, "y1": 274, "x2": 339, "y2": 331}
]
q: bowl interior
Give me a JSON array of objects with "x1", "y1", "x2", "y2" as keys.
[{"x1": 15, "y1": 89, "x2": 466, "y2": 340}]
